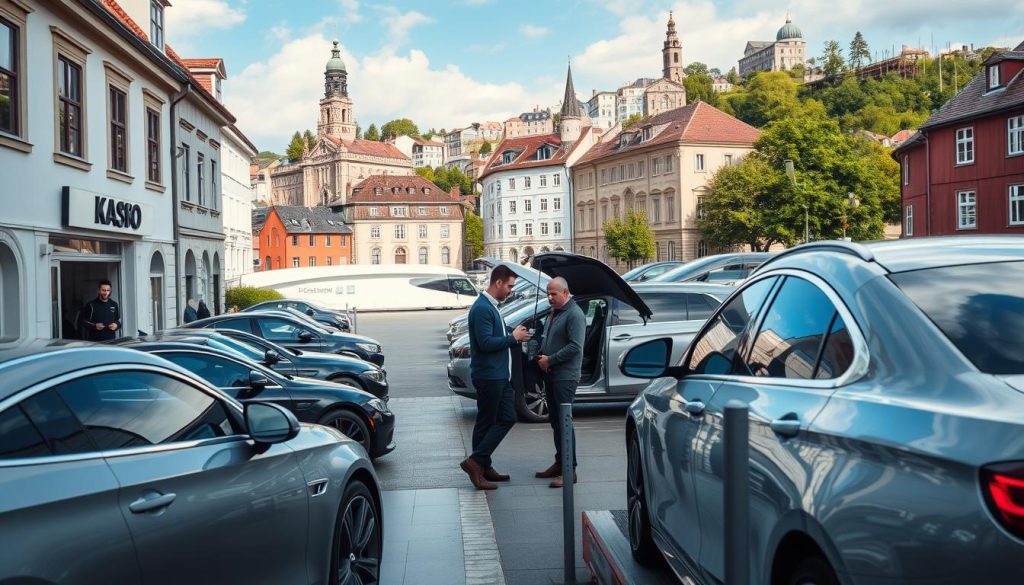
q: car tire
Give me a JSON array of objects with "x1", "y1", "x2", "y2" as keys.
[
  {"x1": 330, "y1": 375, "x2": 366, "y2": 392},
  {"x1": 627, "y1": 431, "x2": 660, "y2": 565},
  {"x1": 319, "y1": 409, "x2": 373, "y2": 456},
  {"x1": 329, "y1": 479, "x2": 381, "y2": 585},
  {"x1": 785, "y1": 556, "x2": 839, "y2": 585},
  {"x1": 515, "y1": 380, "x2": 548, "y2": 423}
]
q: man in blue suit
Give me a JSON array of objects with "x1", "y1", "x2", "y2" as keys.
[{"x1": 460, "y1": 264, "x2": 532, "y2": 490}]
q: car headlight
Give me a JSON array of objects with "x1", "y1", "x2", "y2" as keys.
[
  {"x1": 367, "y1": 398, "x2": 388, "y2": 412},
  {"x1": 355, "y1": 342, "x2": 381, "y2": 353},
  {"x1": 364, "y1": 369, "x2": 386, "y2": 383}
]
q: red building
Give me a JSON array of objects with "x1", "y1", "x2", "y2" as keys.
[
  {"x1": 893, "y1": 41, "x2": 1024, "y2": 237},
  {"x1": 256, "y1": 206, "x2": 352, "y2": 270}
]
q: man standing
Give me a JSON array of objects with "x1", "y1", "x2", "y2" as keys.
[
  {"x1": 535, "y1": 276, "x2": 586, "y2": 488},
  {"x1": 79, "y1": 280, "x2": 122, "y2": 342},
  {"x1": 461, "y1": 264, "x2": 532, "y2": 490}
]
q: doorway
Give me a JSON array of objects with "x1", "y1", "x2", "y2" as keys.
[{"x1": 51, "y1": 260, "x2": 121, "y2": 339}]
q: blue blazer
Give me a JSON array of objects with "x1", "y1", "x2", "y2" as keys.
[{"x1": 468, "y1": 294, "x2": 515, "y2": 381}]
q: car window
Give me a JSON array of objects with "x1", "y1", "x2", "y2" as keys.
[
  {"x1": 0, "y1": 406, "x2": 52, "y2": 459},
  {"x1": 740, "y1": 277, "x2": 840, "y2": 379},
  {"x1": 815, "y1": 314, "x2": 855, "y2": 379},
  {"x1": 20, "y1": 390, "x2": 96, "y2": 455},
  {"x1": 701, "y1": 263, "x2": 746, "y2": 283},
  {"x1": 205, "y1": 337, "x2": 264, "y2": 362},
  {"x1": 412, "y1": 277, "x2": 449, "y2": 292},
  {"x1": 212, "y1": 318, "x2": 253, "y2": 334},
  {"x1": 162, "y1": 352, "x2": 252, "y2": 388},
  {"x1": 685, "y1": 277, "x2": 778, "y2": 375},
  {"x1": 584, "y1": 298, "x2": 608, "y2": 327},
  {"x1": 450, "y1": 278, "x2": 479, "y2": 296},
  {"x1": 636, "y1": 292, "x2": 689, "y2": 322},
  {"x1": 56, "y1": 371, "x2": 238, "y2": 449},
  {"x1": 686, "y1": 294, "x2": 720, "y2": 321},
  {"x1": 258, "y1": 317, "x2": 308, "y2": 342}
]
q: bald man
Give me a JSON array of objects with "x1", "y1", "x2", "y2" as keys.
[{"x1": 534, "y1": 276, "x2": 586, "y2": 488}]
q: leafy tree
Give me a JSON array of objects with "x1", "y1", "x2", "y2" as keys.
[
  {"x1": 849, "y1": 32, "x2": 871, "y2": 69},
  {"x1": 257, "y1": 150, "x2": 282, "y2": 161},
  {"x1": 730, "y1": 72, "x2": 801, "y2": 127},
  {"x1": 726, "y1": 66, "x2": 741, "y2": 85},
  {"x1": 464, "y1": 211, "x2": 484, "y2": 258},
  {"x1": 622, "y1": 113, "x2": 645, "y2": 129},
  {"x1": 709, "y1": 67, "x2": 722, "y2": 78},
  {"x1": 355, "y1": 125, "x2": 362, "y2": 140},
  {"x1": 286, "y1": 131, "x2": 305, "y2": 161},
  {"x1": 479, "y1": 140, "x2": 493, "y2": 155},
  {"x1": 363, "y1": 123, "x2": 380, "y2": 141},
  {"x1": 423, "y1": 166, "x2": 473, "y2": 195},
  {"x1": 684, "y1": 62, "x2": 709, "y2": 77},
  {"x1": 380, "y1": 118, "x2": 420, "y2": 140},
  {"x1": 423, "y1": 128, "x2": 437, "y2": 140},
  {"x1": 552, "y1": 113, "x2": 561, "y2": 128},
  {"x1": 701, "y1": 155, "x2": 792, "y2": 250},
  {"x1": 604, "y1": 209, "x2": 655, "y2": 268},
  {"x1": 822, "y1": 40, "x2": 846, "y2": 81},
  {"x1": 415, "y1": 166, "x2": 435, "y2": 183},
  {"x1": 303, "y1": 129, "x2": 317, "y2": 151},
  {"x1": 684, "y1": 74, "x2": 717, "y2": 106}
]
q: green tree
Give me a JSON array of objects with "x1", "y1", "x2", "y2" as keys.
[
  {"x1": 286, "y1": 131, "x2": 305, "y2": 162},
  {"x1": 849, "y1": 32, "x2": 871, "y2": 69},
  {"x1": 701, "y1": 155, "x2": 793, "y2": 250},
  {"x1": 464, "y1": 211, "x2": 484, "y2": 257},
  {"x1": 604, "y1": 209, "x2": 656, "y2": 268},
  {"x1": 622, "y1": 113, "x2": 646, "y2": 129},
  {"x1": 380, "y1": 118, "x2": 420, "y2": 140},
  {"x1": 364, "y1": 123, "x2": 380, "y2": 141},
  {"x1": 257, "y1": 150, "x2": 282, "y2": 162},
  {"x1": 684, "y1": 74, "x2": 718, "y2": 106},
  {"x1": 355, "y1": 125, "x2": 362, "y2": 140},
  {"x1": 423, "y1": 128, "x2": 437, "y2": 140},
  {"x1": 303, "y1": 128, "x2": 317, "y2": 151},
  {"x1": 415, "y1": 166, "x2": 435, "y2": 183},
  {"x1": 684, "y1": 62, "x2": 709, "y2": 77},
  {"x1": 479, "y1": 140, "x2": 493, "y2": 155},
  {"x1": 726, "y1": 66, "x2": 741, "y2": 85},
  {"x1": 730, "y1": 72, "x2": 801, "y2": 127},
  {"x1": 822, "y1": 40, "x2": 846, "y2": 81},
  {"x1": 709, "y1": 67, "x2": 722, "y2": 78}
]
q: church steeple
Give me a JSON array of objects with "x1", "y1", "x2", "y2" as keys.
[
  {"x1": 559, "y1": 62, "x2": 582, "y2": 143},
  {"x1": 318, "y1": 40, "x2": 356, "y2": 142},
  {"x1": 662, "y1": 11, "x2": 683, "y2": 83}
]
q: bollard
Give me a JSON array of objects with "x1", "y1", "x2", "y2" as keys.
[
  {"x1": 561, "y1": 402, "x2": 575, "y2": 585},
  {"x1": 724, "y1": 400, "x2": 750, "y2": 585},
  {"x1": 351, "y1": 307, "x2": 358, "y2": 334}
]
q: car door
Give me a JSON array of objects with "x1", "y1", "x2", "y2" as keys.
[
  {"x1": 256, "y1": 316, "x2": 324, "y2": 352},
  {"x1": 54, "y1": 368, "x2": 309, "y2": 585},
  {"x1": 158, "y1": 350, "x2": 297, "y2": 412},
  {"x1": 0, "y1": 389, "x2": 142, "y2": 584},
  {"x1": 646, "y1": 277, "x2": 779, "y2": 578},
  {"x1": 694, "y1": 274, "x2": 856, "y2": 585},
  {"x1": 606, "y1": 293, "x2": 697, "y2": 397}
]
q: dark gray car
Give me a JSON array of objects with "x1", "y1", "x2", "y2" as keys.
[
  {"x1": 622, "y1": 237, "x2": 1024, "y2": 584},
  {"x1": 0, "y1": 343, "x2": 382, "y2": 585}
]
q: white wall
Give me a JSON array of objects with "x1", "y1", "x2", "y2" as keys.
[{"x1": 480, "y1": 167, "x2": 572, "y2": 260}]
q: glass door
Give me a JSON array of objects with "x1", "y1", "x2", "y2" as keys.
[{"x1": 50, "y1": 261, "x2": 62, "y2": 339}]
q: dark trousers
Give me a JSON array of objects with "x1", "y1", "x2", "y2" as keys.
[
  {"x1": 544, "y1": 377, "x2": 578, "y2": 468},
  {"x1": 470, "y1": 378, "x2": 516, "y2": 469}
]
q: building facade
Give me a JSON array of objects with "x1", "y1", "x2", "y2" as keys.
[
  {"x1": 519, "y1": 108, "x2": 553, "y2": 136},
  {"x1": 894, "y1": 42, "x2": 1024, "y2": 238},
  {"x1": 570, "y1": 102, "x2": 759, "y2": 267},
  {"x1": 335, "y1": 175, "x2": 464, "y2": 267},
  {"x1": 738, "y1": 16, "x2": 806, "y2": 76},
  {"x1": 587, "y1": 91, "x2": 617, "y2": 130},
  {"x1": 256, "y1": 206, "x2": 352, "y2": 271},
  {"x1": 221, "y1": 124, "x2": 258, "y2": 283},
  {"x1": 411, "y1": 138, "x2": 444, "y2": 168}
]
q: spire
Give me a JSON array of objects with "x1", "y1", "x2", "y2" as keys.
[
  {"x1": 668, "y1": 10, "x2": 676, "y2": 32},
  {"x1": 560, "y1": 63, "x2": 582, "y2": 119}
]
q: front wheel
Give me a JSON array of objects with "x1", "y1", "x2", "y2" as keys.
[
  {"x1": 627, "y1": 431, "x2": 660, "y2": 565},
  {"x1": 330, "y1": 480, "x2": 381, "y2": 585},
  {"x1": 320, "y1": 409, "x2": 373, "y2": 456},
  {"x1": 515, "y1": 380, "x2": 548, "y2": 423}
]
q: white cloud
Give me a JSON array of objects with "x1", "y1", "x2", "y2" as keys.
[
  {"x1": 268, "y1": 22, "x2": 290, "y2": 43},
  {"x1": 520, "y1": 24, "x2": 549, "y2": 39},
  {"x1": 165, "y1": 0, "x2": 246, "y2": 40},
  {"x1": 377, "y1": 7, "x2": 434, "y2": 52},
  {"x1": 338, "y1": 0, "x2": 363, "y2": 24}
]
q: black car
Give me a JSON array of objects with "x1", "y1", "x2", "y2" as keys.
[
  {"x1": 243, "y1": 299, "x2": 351, "y2": 332},
  {"x1": 182, "y1": 312, "x2": 385, "y2": 366},
  {"x1": 117, "y1": 338, "x2": 396, "y2": 459}
]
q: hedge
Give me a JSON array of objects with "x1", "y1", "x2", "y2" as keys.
[{"x1": 225, "y1": 286, "x2": 284, "y2": 309}]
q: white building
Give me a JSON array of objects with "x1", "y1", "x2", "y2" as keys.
[
  {"x1": 220, "y1": 124, "x2": 258, "y2": 284},
  {"x1": 587, "y1": 91, "x2": 617, "y2": 130},
  {"x1": 412, "y1": 138, "x2": 444, "y2": 168},
  {"x1": 0, "y1": 0, "x2": 184, "y2": 341},
  {"x1": 738, "y1": 16, "x2": 807, "y2": 76},
  {"x1": 616, "y1": 79, "x2": 651, "y2": 123}
]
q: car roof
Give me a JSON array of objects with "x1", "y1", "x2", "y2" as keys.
[{"x1": 630, "y1": 282, "x2": 737, "y2": 297}]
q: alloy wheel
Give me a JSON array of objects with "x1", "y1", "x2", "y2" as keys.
[
  {"x1": 336, "y1": 492, "x2": 380, "y2": 585},
  {"x1": 525, "y1": 382, "x2": 548, "y2": 418},
  {"x1": 627, "y1": 437, "x2": 644, "y2": 550}
]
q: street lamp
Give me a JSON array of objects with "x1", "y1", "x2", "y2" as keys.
[
  {"x1": 784, "y1": 160, "x2": 809, "y2": 243},
  {"x1": 842, "y1": 191, "x2": 860, "y2": 241}
]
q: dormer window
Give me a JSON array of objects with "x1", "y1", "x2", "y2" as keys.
[
  {"x1": 374, "y1": 187, "x2": 383, "y2": 195},
  {"x1": 536, "y1": 145, "x2": 553, "y2": 160},
  {"x1": 642, "y1": 127, "x2": 653, "y2": 141},
  {"x1": 989, "y1": 65, "x2": 1001, "y2": 89},
  {"x1": 502, "y1": 150, "x2": 516, "y2": 164},
  {"x1": 150, "y1": 1, "x2": 165, "y2": 50}
]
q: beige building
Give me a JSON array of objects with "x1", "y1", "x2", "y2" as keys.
[
  {"x1": 738, "y1": 16, "x2": 806, "y2": 76},
  {"x1": 569, "y1": 102, "x2": 759, "y2": 266},
  {"x1": 335, "y1": 175, "x2": 465, "y2": 267}
]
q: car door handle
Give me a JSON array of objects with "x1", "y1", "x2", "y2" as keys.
[
  {"x1": 683, "y1": 400, "x2": 705, "y2": 416},
  {"x1": 612, "y1": 334, "x2": 632, "y2": 341},
  {"x1": 128, "y1": 492, "x2": 177, "y2": 514},
  {"x1": 770, "y1": 418, "x2": 801, "y2": 438}
]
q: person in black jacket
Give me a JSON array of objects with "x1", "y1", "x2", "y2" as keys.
[
  {"x1": 183, "y1": 299, "x2": 198, "y2": 323},
  {"x1": 79, "y1": 280, "x2": 121, "y2": 342},
  {"x1": 197, "y1": 299, "x2": 211, "y2": 320}
]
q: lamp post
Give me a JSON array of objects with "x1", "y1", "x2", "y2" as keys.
[
  {"x1": 843, "y1": 191, "x2": 860, "y2": 241},
  {"x1": 784, "y1": 160, "x2": 809, "y2": 243}
]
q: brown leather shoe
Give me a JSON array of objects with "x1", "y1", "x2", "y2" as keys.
[
  {"x1": 483, "y1": 467, "x2": 510, "y2": 482},
  {"x1": 535, "y1": 462, "x2": 562, "y2": 478},
  {"x1": 460, "y1": 457, "x2": 497, "y2": 490},
  {"x1": 549, "y1": 471, "x2": 578, "y2": 488}
]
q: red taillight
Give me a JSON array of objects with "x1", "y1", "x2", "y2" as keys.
[{"x1": 981, "y1": 463, "x2": 1024, "y2": 539}]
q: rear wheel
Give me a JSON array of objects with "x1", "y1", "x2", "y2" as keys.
[
  {"x1": 515, "y1": 380, "x2": 548, "y2": 423},
  {"x1": 627, "y1": 431, "x2": 660, "y2": 565},
  {"x1": 330, "y1": 480, "x2": 381, "y2": 585},
  {"x1": 319, "y1": 409, "x2": 373, "y2": 456},
  {"x1": 785, "y1": 556, "x2": 839, "y2": 585}
]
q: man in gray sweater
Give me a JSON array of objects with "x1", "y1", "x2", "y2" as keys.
[{"x1": 534, "y1": 276, "x2": 586, "y2": 488}]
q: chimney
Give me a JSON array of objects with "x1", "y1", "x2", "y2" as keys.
[
  {"x1": 592, "y1": 89, "x2": 597, "y2": 97},
  {"x1": 449, "y1": 187, "x2": 460, "y2": 199}
]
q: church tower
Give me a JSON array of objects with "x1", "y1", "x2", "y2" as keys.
[
  {"x1": 662, "y1": 12, "x2": 683, "y2": 83},
  {"x1": 318, "y1": 41, "x2": 357, "y2": 141},
  {"x1": 559, "y1": 63, "x2": 582, "y2": 143}
]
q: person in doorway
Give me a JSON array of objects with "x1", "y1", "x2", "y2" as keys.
[
  {"x1": 183, "y1": 299, "x2": 199, "y2": 324},
  {"x1": 197, "y1": 299, "x2": 211, "y2": 320},
  {"x1": 79, "y1": 280, "x2": 122, "y2": 342},
  {"x1": 460, "y1": 264, "x2": 532, "y2": 490},
  {"x1": 535, "y1": 276, "x2": 586, "y2": 488}
]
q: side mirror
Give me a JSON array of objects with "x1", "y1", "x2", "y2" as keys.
[
  {"x1": 249, "y1": 370, "x2": 270, "y2": 389},
  {"x1": 264, "y1": 349, "x2": 281, "y2": 365},
  {"x1": 298, "y1": 330, "x2": 315, "y2": 343},
  {"x1": 619, "y1": 338, "x2": 673, "y2": 379},
  {"x1": 305, "y1": 308, "x2": 315, "y2": 316},
  {"x1": 244, "y1": 402, "x2": 299, "y2": 444}
]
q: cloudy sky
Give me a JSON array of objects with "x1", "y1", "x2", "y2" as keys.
[{"x1": 165, "y1": 0, "x2": 1024, "y2": 153}]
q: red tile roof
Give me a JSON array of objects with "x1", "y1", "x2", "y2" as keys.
[
  {"x1": 181, "y1": 58, "x2": 224, "y2": 70},
  {"x1": 323, "y1": 136, "x2": 411, "y2": 160},
  {"x1": 346, "y1": 175, "x2": 460, "y2": 203},
  {"x1": 920, "y1": 42, "x2": 1024, "y2": 130},
  {"x1": 100, "y1": 0, "x2": 148, "y2": 41},
  {"x1": 890, "y1": 129, "x2": 916, "y2": 144},
  {"x1": 479, "y1": 133, "x2": 569, "y2": 180}
]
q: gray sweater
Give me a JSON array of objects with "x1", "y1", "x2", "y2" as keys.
[{"x1": 540, "y1": 299, "x2": 586, "y2": 382}]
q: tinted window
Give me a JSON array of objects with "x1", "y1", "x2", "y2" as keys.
[
  {"x1": 637, "y1": 292, "x2": 689, "y2": 322},
  {"x1": 686, "y1": 277, "x2": 777, "y2": 374},
  {"x1": 257, "y1": 317, "x2": 308, "y2": 342},
  {"x1": 741, "y1": 277, "x2": 838, "y2": 379},
  {"x1": 815, "y1": 315, "x2": 854, "y2": 379},
  {"x1": 206, "y1": 337, "x2": 264, "y2": 362},
  {"x1": 0, "y1": 407, "x2": 51, "y2": 459},
  {"x1": 450, "y1": 278, "x2": 478, "y2": 296},
  {"x1": 21, "y1": 390, "x2": 95, "y2": 455},
  {"x1": 701, "y1": 263, "x2": 747, "y2": 283},
  {"x1": 57, "y1": 371, "x2": 237, "y2": 449},
  {"x1": 890, "y1": 261, "x2": 1024, "y2": 374},
  {"x1": 686, "y1": 294, "x2": 720, "y2": 321},
  {"x1": 212, "y1": 318, "x2": 253, "y2": 333},
  {"x1": 412, "y1": 277, "x2": 449, "y2": 292},
  {"x1": 161, "y1": 353, "x2": 251, "y2": 388}
]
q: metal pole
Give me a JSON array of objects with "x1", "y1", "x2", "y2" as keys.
[
  {"x1": 352, "y1": 307, "x2": 358, "y2": 334},
  {"x1": 804, "y1": 205, "x2": 809, "y2": 244},
  {"x1": 724, "y1": 400, "x2": 750, "y2": 585},
  {"x1": 561, "y1": 402, "x2": 575, "y2": 584}
]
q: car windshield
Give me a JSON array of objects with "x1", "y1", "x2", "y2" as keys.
[
  {"x1": 890, "y1": 261, "x2": 1024, "y2": 375},
  {"x1": 651, "y1": 256, "x2": 732, "y2": 282},
  {"x1": 205, "y1": 337, "x2": 264, "y2": 362},
  {"x1": 281, "y1": 308, "x2": 332, "y2": 333}
]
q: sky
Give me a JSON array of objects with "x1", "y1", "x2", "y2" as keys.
[{"x1": 164, "y1": 0, "x2": 1024, "y2": 153}]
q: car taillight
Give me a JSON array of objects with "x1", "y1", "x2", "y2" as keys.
[
  {"x1": 451, "y1": 346, "x2": 470, "y2": 359},
  {"x1": 981, "y1": 462, "x2": 1024, "y2": 539}
]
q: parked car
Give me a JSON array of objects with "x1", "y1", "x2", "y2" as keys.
[
  {"x1": 621, "y1": 260, "x2": 685, "y2": 282},
  {"x1": 621, "y1": 237, "x2": 1024, "y2": 584},
  {"x1": 650, "y1": 252, "x2": 773, "y2": 284},
  {"x1": 244, "y1": 299, "x2": 352, "y2": 332},
  {"x1": 0, "y1": 343, "x2": 382, "y2": 585},
  {"x1": 182, "y1": 312, "x2": 385, "y2": 366},
  {"x1": 116, "y1": 338, "x2": 395, "y2": 459},
  {"x1": 445, "y1": 264, "x2": 550, "y2": 342},
  {"x1": 448, "y1": 252, "x2": 733, "y2": 421}
]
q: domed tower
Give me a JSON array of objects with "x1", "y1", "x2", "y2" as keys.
[
  {"x1": 774, "y1": 13, "x2": 806, "y2": 71},
  {"x1": 662, "y1": 11, "x2": 683, "y2": 83},
  {"x1": 318, "y1": 41, "x2": 356, "y2": 141}
]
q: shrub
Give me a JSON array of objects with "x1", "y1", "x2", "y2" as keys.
[{"x1": 225, "y1": 285, "x2": 284, "y2": 309}]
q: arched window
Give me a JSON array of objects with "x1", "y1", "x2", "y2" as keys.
[
  {"x1": 508, "y1": 248, "x2": 518, "y2": 263},
  {"x1": 655, "y1": 241, "x2": 661, "y2": 261},
  {"x1": 419, "y1": 247, "x2": 428, "y2": 264},
  {"x1": 149, "y1": 251, "x2": 165, "y2": 333},
  {"x1": 441, "y1": 246, "x2": 450, "y2": 265},
  {"x1": 698, "y1": 240, "x2": 708, "y2": 257},
  {"x1": 0, "y1": 240, "x2": 22, "y2": 341},
  {"x1": 667, "y1": 240, "x2": 676, "y2": 261},
  {"x1": 264, "y1": 256, "x2": 271, "y2": 270},
  {"x1": 371, "y1": 248, "x2": 381, "y2": 265},
  {"x1": 395, "y1": 247, "x2": 407, "y2": 264},
  {"x1": 589, "y1": 245, "x2": 596, "y2": 258}
]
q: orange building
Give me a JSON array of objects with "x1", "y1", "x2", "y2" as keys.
[{"x1": 256, "y1": 206, "x2": 353, "y2": 271}]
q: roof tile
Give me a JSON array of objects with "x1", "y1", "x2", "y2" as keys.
[{"x1": 270, "y1": 206, "x2": 351, "y2": 234}]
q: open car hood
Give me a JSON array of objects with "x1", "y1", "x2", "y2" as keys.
[{"x1": 531, "y1": 252, "x2": 652, "y2": 321}]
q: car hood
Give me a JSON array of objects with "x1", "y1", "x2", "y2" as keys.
[
  {"x1": 289, "y1": 375, "x2": 377, "y2": 399},
  {"x1": 326, "y1": 332, "x2": 381, "y2": 346},
  {"x1": 531, "y1": 252, "x2": 652, "y2": 321},
  {"x1": 1001, "y1": 375, "x2": 1024, "y2": 394},
  {"x1": 297, "y1": 350, "x2": 376, "y2": 372}
]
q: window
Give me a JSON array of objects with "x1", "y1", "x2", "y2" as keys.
[
  {"x1": 108, "y1": 85, "x2": 128, "y2": 172},
  {"x1": 418, "y1": 206, "x2": 427, "y2": 215},
  {"x1": 666, "y1": 195, "x2": 675, "y2": 222},
  {"x1": 509, "y1": 200, "x2": 517, "y2": 214},
  {"x1": 902, "y1": 155, "x2": 909, "y2": 185},
  {"x1": 989, "y1": 64, "x2": 1001, "y2": 89},
  {"x1": 697, "y1": 196, "x2": 705, "y2": 219},
  {"x1": 602, "y1": 204, "x2": 608, "y2": 222},
  {"x1": 694, "y1": 153, "x2": 705, "y2": 172},
  {"x1": 291, "y1": 235, "x2": 298, "y2": 246},
  {"x1": 150, "y1": 1, "x2": 165, "y2": 49},
  {"x1": 638, "y1": 161, "x2": 644, "y2": 177},
  {"x1": 619, "y1": 164, "x2": 625, "y2": 180},
  {"x1": 686, "y1": 277, "x2": 777, "y2": 375},
  {"x1": 13, "y1": 390, "x2": 93, "y2": 456},
  {"x1": 1009, "y1": 115, "x2": 1024, "y2": 156},
  {"x1": 308, "y1": 256, "x2": 315, "y2": 267},
  {"x1": 554, "y1": 221, "x2": 562, "y2": 234},
  {"x1": 525, "y1": 222, "x2": 533, "y2": 236},
  {"x1": 326, "y1": 256, "x2": 332, "y2": 266},
  {"x1": 369, "y1": 207, "x2": 379, "y2": 217},
  {"x1": 612, "y1": 203, "x2": 620, "y2": 217},
  {"x1": 210, "y1": 160, "x2": 217, "y2": 206},
  {"x1": 524, "y1": 199, "x2": 532, "y2": 213},
  {"x1": 441, "y1": 224, "x2": 450, "y2": 238},
  {"x1": 418, "y1": 224, "x2": 428, "y2": 239},
  {"x1": 905, "y1": 205, "x2": 914, "y2": 236},
  {"x1": 0, "y1": 16, "x2": 21, "y2": 138},
  {"x1": 197, "y1": 152, "x2": 205, "y2": 206},
  {"x1": 698, "y1": 240, "x2": 708, "y2": 257},
  {"x1": 325, "y1": 235, "x2": 332, "y2": 247},
  {"x1": 392, "y1": 207, "x2": 407, "y2": 217},
  {"x1": 540, "y1": 175, "x2": 547, "y2": 187},
  {"x1": 553, "y1": 197, "x2": 561, "y2": 210},
  {"x1": 652, "y1": 157, "x2": 660, "y2": 175},
  {"x1": 540, "y1": 222, "x2": 549, "y2": 235},
  {"x1": 724, "y1": 154, "x2": 733, "y2": 167},
  {"x1": 419, "y1": 247, "x2": 428, "y2": 264},
  {"x1": 1010, "y1": 185, "x2": 1024, "y2": 226},
  {"x1": 957, "y1": 191, "x2": 976, "y2": 229},
  {"x1": 258, "y1": 317, "x2": 313, "y2": 343},
  {"x1": 161, "y1": 353, "x2": 251, "y2": 388},
  {"x1": 292, "y1": 257, "x2": 299, "y2": 267},
  {"x1": 611, "y1": 167, "x2": 618, "y2": 182},
  {"x1": 667, "y1": 240, "x2": 676, "y2": 261},
  {"x1": 601, "y1": 169, "x2": 607, "y2": 184},
  {"x1": 509, "y1": 178, "x2": 516, "y2": 190},
  {"x1": 524, "y1": 176, "x2": 532, "y2": 189},
  {"x1": 440, "y1": 206, "x2": 448, "y2": 215},
  {"x1": 553, "y1": 173, "x2": 560, "y2": 186},
  {"x1": 371, "y1": 247, "x2": 381, "y2": 264},
  {"x1": 146, "y1": 108, "x2": 160, "y2": 182},
  {"x1": 651, "y1": 198, "x2": 660, "y2": 222},
  {"x1": 665, "y1": 154, "x2": 674, "y2": 172},
  {"x1": 540, "y1": 198, "x2": 548, "y2": 211},
  {"x1": 395, "y1": 224, "x2": 407, "y2": 239},
  {"x1": 370, "y1": 224, "x2": 381, "y2": 239},
  {"x1": 510, "y1": 223, "x2": 517, "y2": 236},
  {"x1": 308, "y1": 234, "x2": 315, "y2": 246},
  {"x1": 57, "y1": 56, "x2": 84, "y2": 157},
  {"x1": 956, "y1": 127, "x2": 974, "y2": 165},
  {"x1": 578, "y1": 210, "x2": 585, "y2": 231},
  {"x1": 441, "y1": 246, "x2": 450, "y2": 264},
  {"x1": 182, "y1": 143, "x2": 190, "y2": 200},
  {"x1": 0, "y1": 407, "x2": 50, "y2": 460},
  {"x1": 395, "y1": 247, "x2": 407, "y2": 264}
]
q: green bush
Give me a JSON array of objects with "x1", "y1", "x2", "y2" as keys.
[{"x1": 225, "y1": 286, "x2": 284, "y2": 309}]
